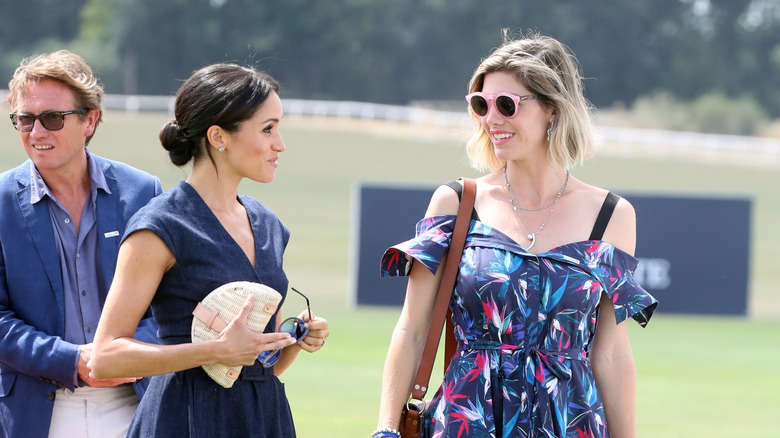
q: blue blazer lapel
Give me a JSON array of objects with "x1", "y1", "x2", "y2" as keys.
[
  {"x1": 95, "y1": 158, "x2": 120, "y2": 304},
  {"x1": 14, "y1": 163, "x2": 66, "y2": 330}
]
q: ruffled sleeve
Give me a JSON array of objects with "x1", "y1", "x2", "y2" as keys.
[
  {"x1": 380, "y1": 215, "x2": 456, "y2": 277},
  {"x1": 585, "y1": 243, "x2": 658, "y2": 327}
]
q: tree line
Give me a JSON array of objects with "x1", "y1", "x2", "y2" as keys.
[{"x1": 2, "y1": 0, "x2": 779, "y2": 121}]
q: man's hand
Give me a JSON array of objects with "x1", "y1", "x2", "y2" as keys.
[{"x1": 79, "y1": 343, "x2": 140, "y2": 387}]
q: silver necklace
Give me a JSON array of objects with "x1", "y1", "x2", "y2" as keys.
[{"x1": 503, "y1": 167, "x2": 570, "y2": 250}]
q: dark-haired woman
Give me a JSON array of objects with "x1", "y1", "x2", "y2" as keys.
[{"x1": 92, "y1": 63, "x2": 329, "y2": 437}]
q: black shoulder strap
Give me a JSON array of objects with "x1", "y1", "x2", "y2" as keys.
[
  {"x1": 444, "y1": 180, "x2": 480, "y2": 221},
  {"x1": 589, "y1": 192, "x2": 620, "y2": 241}
]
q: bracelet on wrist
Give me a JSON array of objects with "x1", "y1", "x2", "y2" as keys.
[{"x1": 371, "y1": 427, "x2": 401, "y2": 438}]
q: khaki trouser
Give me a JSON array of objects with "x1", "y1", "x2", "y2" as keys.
[{"x1": 48, "y1": 385, "x2": 138, "y2": 438}]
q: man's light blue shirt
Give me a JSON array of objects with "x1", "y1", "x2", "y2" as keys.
[{"x1": 29, "y1": 152, "x2": 108, "y2": 385}]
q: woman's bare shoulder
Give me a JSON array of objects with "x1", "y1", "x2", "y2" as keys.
[
  {"x1": 424, "y1": 181, "x2": 463, "y2": 217},
  {"x1": 576, "y1": 180, "x2": 637, "y2": 254}
]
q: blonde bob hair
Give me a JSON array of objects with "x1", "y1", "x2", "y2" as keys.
[{"x1": 465, "y1": 31, "x2": 597, "y2": 172}]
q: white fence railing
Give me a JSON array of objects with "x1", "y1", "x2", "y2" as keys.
[
  {"x1": 599, "y1": 125, "x2": 780, "y2": 155},
  {"x1": 100, "y1": 94, "x2": 780, "y2": 159},
  {"x1": 4, "y1": 90, "x2": 780, "y2": 160}
]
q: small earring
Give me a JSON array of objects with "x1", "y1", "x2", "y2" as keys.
[
  {"x1": 218, "y1": 147, "x2": 225, "y2": 152},
  {"x1": 546, "y1": 120, "x2": 554, "y2": 142}
]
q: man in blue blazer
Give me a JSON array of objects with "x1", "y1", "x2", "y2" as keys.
[{"x1": 0, "y1": 51, "x2": 162, "y2": 438}]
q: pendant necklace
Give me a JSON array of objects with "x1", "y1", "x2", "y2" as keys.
[{"x1": 503, "y1": 166, "x2": 570, "y2": 250}]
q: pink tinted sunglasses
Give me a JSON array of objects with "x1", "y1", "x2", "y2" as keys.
[{"x1": 465, "y1": 92, "x2": 539, "y2": 118}]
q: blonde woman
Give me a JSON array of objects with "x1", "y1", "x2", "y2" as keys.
[{"x1": 375, "y1": 32, "x2": 657, "y2": 438}]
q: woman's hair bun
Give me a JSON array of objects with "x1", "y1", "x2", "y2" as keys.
[{"x1": 159, "y1": 119, "x2": 197, "y2": 167}]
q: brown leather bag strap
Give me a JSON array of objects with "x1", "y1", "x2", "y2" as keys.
[{"x1": 410, "y1": 177, "x2": 475, "y2": 401}]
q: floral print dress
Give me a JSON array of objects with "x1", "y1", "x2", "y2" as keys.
[{"x1": 381, "y1": 215, "x2": 657, "y2": 438}]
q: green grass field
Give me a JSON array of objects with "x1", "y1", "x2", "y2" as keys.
[{"x1": 2, "y1": 111, "x2": 779, "y2": 436}]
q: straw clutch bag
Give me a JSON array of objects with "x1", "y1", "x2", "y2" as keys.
[{"x1": 191, "y1": 281, "x2": 282, "y2": 388}]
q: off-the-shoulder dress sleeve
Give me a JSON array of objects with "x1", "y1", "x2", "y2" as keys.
[
  {"x1": 380, "y1": 215, "x2": 456, "y2": 277},
  {"x1": 581, "y1": 242, "x2": 658, "y2": 327}
]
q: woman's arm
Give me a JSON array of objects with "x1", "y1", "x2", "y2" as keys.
[
  {"x1": 591, "y1": 294, "x2": 636, "y2": 438},
  {"x1": 377, "y1": 255, "x2": 446, "y2": 429},
  {"x1": 376, "y1": 184, "x2": 461, "y2": 430},
  {"x1": 591, "y1": 195, "x2": 639, "y2": 437},
  {"x1": 91, "y1": 230, "x2": 295, "y2": 379}
]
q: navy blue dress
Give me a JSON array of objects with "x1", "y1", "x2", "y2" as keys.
[{"x1": 123, "y1": 181, "x2": 296, "y2": 438}]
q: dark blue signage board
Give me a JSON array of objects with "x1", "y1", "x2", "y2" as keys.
[{"x1": 351, "y1": 184, "x2": 751, "y2": 316}]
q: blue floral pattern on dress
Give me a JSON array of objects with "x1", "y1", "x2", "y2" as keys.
[{"x1": 381, "y1": 215, "x2": 657, "y2": 438}]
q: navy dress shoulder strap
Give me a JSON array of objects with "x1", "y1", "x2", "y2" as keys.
[
  {"x1": 588, "y1": 191, "x2": 620, "y2": 241},
  {"x1": 444, "y1": 180, "x2": 480, "y2": 221}
]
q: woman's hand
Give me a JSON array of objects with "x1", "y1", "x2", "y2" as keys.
[
  {"x1": 298, "y1": 310, "x2": 329, "y2": 353},
  {"x1": 211, "y1": 294, "x2": 296, "y2": 366}
]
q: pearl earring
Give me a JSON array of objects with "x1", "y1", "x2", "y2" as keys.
[{"x1": 218, "y1": 147, "x2": 225, "y2": 152}]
